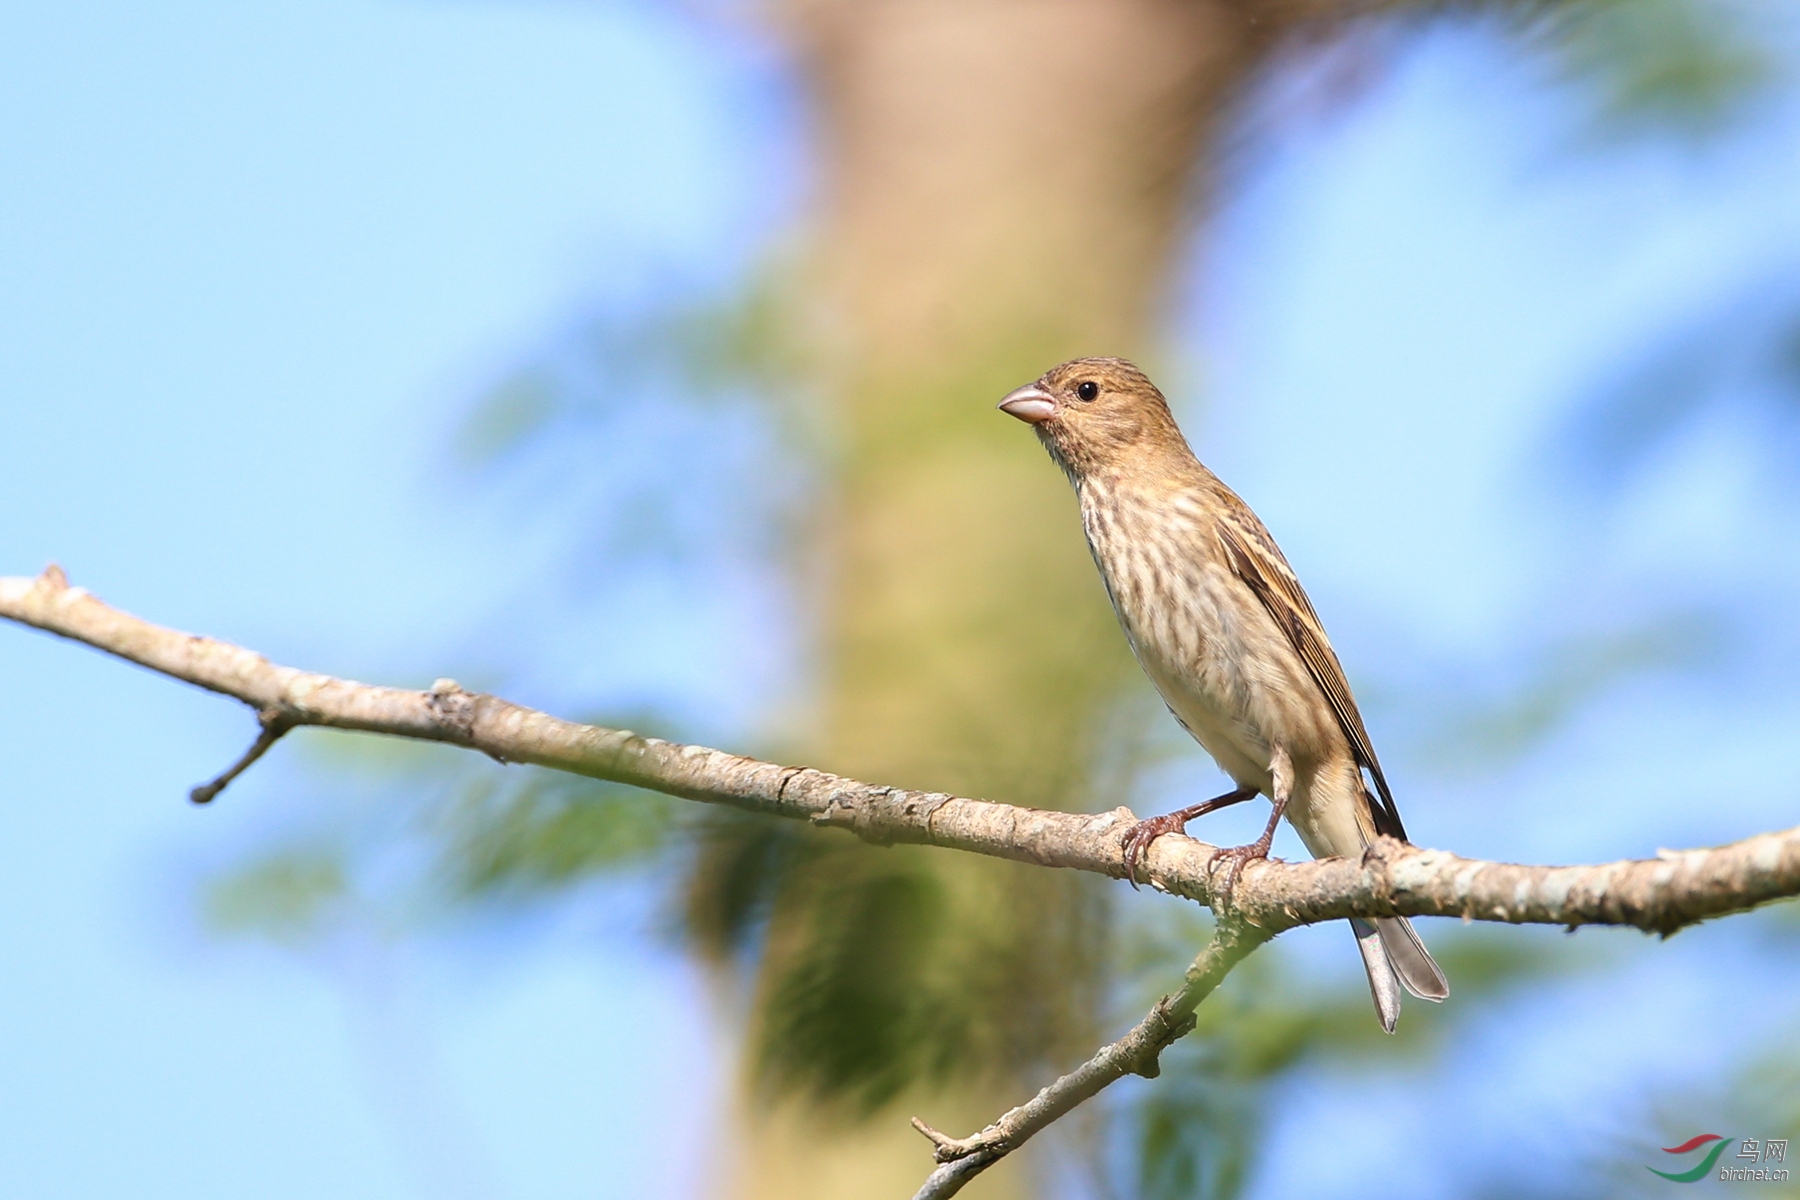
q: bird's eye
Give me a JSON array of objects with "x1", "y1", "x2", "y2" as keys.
[{"x1": 1076, "y1": 381, "x2": 1099, "y2": 402}]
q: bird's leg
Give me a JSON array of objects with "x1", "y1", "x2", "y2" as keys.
[
  {"x1": 1208, "y1": 746, "x2": 1293, "y2": 901},
  {"x1": 1121, "y1": 785, "x2": 1259, "y2": 887}
]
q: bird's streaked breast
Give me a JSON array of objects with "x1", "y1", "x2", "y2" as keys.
[{"x1": 1077, "y1": 477, "x2": 1338, "y2": 788}]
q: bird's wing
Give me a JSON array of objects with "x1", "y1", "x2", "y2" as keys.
[{"x1": 1215, "y1": 502, "x2": 1407, "y2": 842}]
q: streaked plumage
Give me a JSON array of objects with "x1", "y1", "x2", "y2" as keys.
[{"x1": 999, "y1": 357, "x2": 1447, "y2": 1032}]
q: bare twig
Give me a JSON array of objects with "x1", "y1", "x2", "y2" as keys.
[
  {"x1": 189, "y1": 707, "x2": 295, "y2": 804},
  {"x1": 908, "y1": 920, "x2": 1271, "y2": 1200}
]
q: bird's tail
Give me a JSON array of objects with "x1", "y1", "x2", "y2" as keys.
[{"x1": 1350, "y1": 916, "x2": 1449, "y2": 1034}]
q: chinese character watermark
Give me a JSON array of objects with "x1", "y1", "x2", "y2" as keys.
[{"x1": 1650, "y1": 1135, "x2": 1791, "y2": 1183}]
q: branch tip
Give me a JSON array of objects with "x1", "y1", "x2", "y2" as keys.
[
  {"x1": 189, "y1": 708, "x2": 295, "y2": 805},
  {"x1": 910, "y1": 1116, "x2": 952, "y2": 1148}
]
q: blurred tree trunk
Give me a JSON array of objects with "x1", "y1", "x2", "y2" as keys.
[{"x1": 719, "y1": 2, "x2": 1281, "y2": 1196}]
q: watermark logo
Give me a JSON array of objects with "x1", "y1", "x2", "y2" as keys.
[{"x1": 1650, "y1": 1135, "x2": 1788, "y2": 1183}]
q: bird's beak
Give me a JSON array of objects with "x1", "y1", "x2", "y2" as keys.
[{"x1": 998, "y1": 384, "x2": 1055, "y2": 424}]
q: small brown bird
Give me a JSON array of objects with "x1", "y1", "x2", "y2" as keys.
[{"x1": 999, "y1": 357, "x2": 1447, "y2": 1032}]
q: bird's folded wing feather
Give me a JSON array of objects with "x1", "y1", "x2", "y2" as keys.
[{"x1": 1215, "y1": 506, "x2": 1407, "y2": 842}]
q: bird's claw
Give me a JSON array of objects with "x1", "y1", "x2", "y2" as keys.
[
  {"x1": 1205, "y1": 835, "x2": 1277, "y2": 903},
  {"x1": 1121, "y1": 812, "x2": 1193, "y2": 888}
]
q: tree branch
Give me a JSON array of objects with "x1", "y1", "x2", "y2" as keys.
[
  {"x1": 908, "y1": 920, "x2": 1271, "y2": 1200},
  {"x1": 7, "y1": 565, "x2": 1800, "y2": 1196},
  {"x1": 5, "y1": 568, "x2": 1796, "y2": 937}
]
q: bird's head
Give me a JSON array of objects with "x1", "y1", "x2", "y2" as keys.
[{"x1": 998, "y1": 357, "x2": 1188, "y2": 481}]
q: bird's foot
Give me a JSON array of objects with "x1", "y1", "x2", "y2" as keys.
[
  {"x1": 1119, "y1": 786, "x2": 1260, "y2": 888},
  {"x1": 1204, "y1": 837, "x2": 1276, "y2": 902},
  {"x1": 1204, "y1": 796, "x2": 1287, "y2": 903},
  {"x1": 1121, "y1": 811, "x2": 1194, "y2": 888}
]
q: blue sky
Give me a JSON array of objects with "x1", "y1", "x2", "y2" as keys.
[{"x1": 2, "y1": 4, "x2": 1797, "y2": 1199}]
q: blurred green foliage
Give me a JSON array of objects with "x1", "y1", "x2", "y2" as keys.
[
  {"x1": 680, "y1": 806, "x2": 816, "y2": 961},
  {"x1": 202, "y1": 727, "x2": 687, "y2": 946},
  {"x1": 207, "y1": 846, "x2": 349, "y2": 947},
  {"x1": 1531, "y1": 0, "x2": 1774, "y2": 140},
  {"x1": 453, "y1": 262, "x2": 815, "y2": 472},
  {"x1": 752, "y1": 852, "x2": 951, "y2": 1113},
  {"x1": 435, "y1": 773, "x2": 679, "y2": 899}
]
